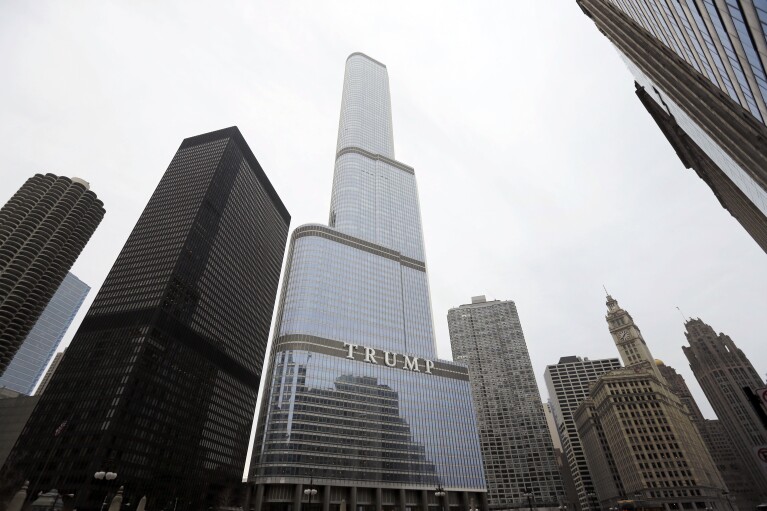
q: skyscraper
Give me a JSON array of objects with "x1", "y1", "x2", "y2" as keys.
[
  {"x1": 0, "y1": 174, "x2": 103, "y2": 374},
  {"x1": 543, "y1": 401, "x2": 582, "y2": 511},
  {"x1": 248, "y1": 53, "x2": 487, "y2": 511},
  {"x1": 0, "y1": 388, "x2": 40, "y2": 477},
  {"x1": 656, "y1": 360, "x2": 759, "y2": 511},
  {"x1": 683, "y1": 318, "x2": 767, "y2": 501},
  {"x1": 544, "y1": 356, "x2": 622, "y2": 511},
  {"x1": 448, "y1": 296, "x2": 565, "y2": 509},
  {"x1": 0, "y1": 272, "x2": 89, "y2": 395},
  {"x1": 574, "y1": 296, "x2": 727, "y2": 510},
  {"x1": 576, "y1": 0, "x2": 767, "y2": 253},
  {"x1": 1, "y1": 127, "x2": 290, "y2": 510},
  {"x1": 35, "y1": 350, "x2": 64, "y2": 395}
]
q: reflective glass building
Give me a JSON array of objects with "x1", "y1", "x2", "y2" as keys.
[
  {"x1": 577, "y1": 0, "x2": 767, "y2": 253},
  {"x1": 248, "y1": 53, "x2": 487, "y2": 511},
  {"x1": 0, "y1": 272, "x2": 88, "y2": 395}
]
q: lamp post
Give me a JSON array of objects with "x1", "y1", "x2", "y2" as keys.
[
  {"x1": 303, "y1": 478, "x2": 318, "y2": 510},
  {"x1": 721, "y1": 491, "x2": 734, "y2": 511},
  {"x1": 94, "y1": 471, "x2": 118, "y2": 511},
  {"x1": 435, "y1": 485, "x2": 447, "y2": 511},
  {"x1": 523, "y1": 492, "x2": 534, "y2": 511},
  {"x1": 50, "y1": 492, "x2": 75, "y2": 511},
  {"x1": 587, "y1": 493, "x2": 598, "y2": 511}
]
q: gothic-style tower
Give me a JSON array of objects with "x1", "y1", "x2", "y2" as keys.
[
  {"x1": 683, "y1": 318, "x2": 767, "y2": 500},
  {"x1": 605, "y1": 294, "x2": 663, "y2": 382}
]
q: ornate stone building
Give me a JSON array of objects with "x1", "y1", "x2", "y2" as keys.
[
  {"x1": 683, "y1": 318, "x2": 767, "y2": 504},
  {"x1": 657, "y1": 361, "x2": 757, "y2": 511},
  {"x1": 574, "y1": 296, "x2": 728, "y2": 511}
]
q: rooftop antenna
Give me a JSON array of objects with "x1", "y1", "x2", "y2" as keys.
[
  {"x1": 603, "y1": 284, "x2": 609, "y2": 296},
  {"x1": 675, "y1": 306, "x2": 688, "y2": 322}
]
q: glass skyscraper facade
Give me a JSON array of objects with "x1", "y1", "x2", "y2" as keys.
[
  {"x1": 249, "y1": 53, "x2": 487, "y2": 511},
  {"x1": 0, "y1": 272, "x2": 88, "y2": 395},
  {"x1": 577, "y1": 0, "x2": 767, "y2": 253},
  {"x1": 598, "y1": 0, "x2": 767, "y2": 122}
]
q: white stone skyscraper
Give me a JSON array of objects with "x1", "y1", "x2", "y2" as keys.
[
  {"x1": 448, "y1": 296, "x2": 565, "y2": 510},
  {"x1": 248, "y1": 53, "x2": 487, "y2": 511},
  {"x1": 544, "y1": 356, "x2": 622, "y2": 511}
]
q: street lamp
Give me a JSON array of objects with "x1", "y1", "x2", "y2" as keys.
[
  {"x1": 435, "y1": 485, "x2": 447, "y2": 511},
  {"x1": 94, "y1": 471, "x2": 118, "y2": 511},
  {"x1": 523, "y1": 492, "x2": 534, "y2": 511},
  {"x1": 50, "y1": 492, "x2": 75, "y2": 511},
  {"x1": 303, "y1": 478, "x2": 318, "y2": 509},
  {"x1": 587, "y1": 493, "x2": 598, "y2": 511},
  {"x1": 721, "y1": 491, "x2": 734, "y2": 511}
]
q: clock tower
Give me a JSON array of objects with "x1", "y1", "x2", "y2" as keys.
[{"x1": 605, "y1": 294, "x2": 664, "y2": 382}]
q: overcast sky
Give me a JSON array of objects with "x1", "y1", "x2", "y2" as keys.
[{"x1": 2, "y1": 0, "x2": 766, "y2": 454}]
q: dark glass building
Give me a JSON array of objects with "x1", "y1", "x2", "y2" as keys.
[
  {"x1": 0, "y1": 174, "x2": 103, "y2": 374},
  {"x1": 1, "y1": 127, "x2": 290, "y2": 510},
  {"x1": 248, "y1": 54, "x2": 487, "y2": 511},
  {"x1": 0, "y1": 272, "x2": 89, "y2": 395},
  {"x1": 577, "y1": 0, "x2": 767, "y2": 253}
]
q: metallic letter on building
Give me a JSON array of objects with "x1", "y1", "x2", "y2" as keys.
[
  {"x1": 425, "y1": 359, "x2": 434, "y2": 374},
  {"x1": 364, "y1": 347, "x2": 378, "y2": 364},
  {"x1": 403, "y1": 355, "x2": 420, "y2": 372},
  {"x1": 384, "y1": 351, "x2": 397, "y2": 367},
  {"x1": 344, "y1": 343, "x2": 358, "y2": 360}
]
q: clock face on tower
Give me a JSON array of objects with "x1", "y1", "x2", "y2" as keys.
[{"x1": 619, "y1": 330, "x2": 630, "y2": 340}]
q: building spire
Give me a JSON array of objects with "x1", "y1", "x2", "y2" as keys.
[{"x1": 604, "y1": 295, "x2": 665, "y2": 382}]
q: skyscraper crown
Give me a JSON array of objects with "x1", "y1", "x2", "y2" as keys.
[
  {"x1": 336, "y1": 53, "x2": 395, "y2": 158},
  {"x1": 329, "y1": 53, "x2": 427, "y2": 262}
]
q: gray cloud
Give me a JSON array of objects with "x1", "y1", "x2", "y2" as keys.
[{"x1": 2, "y1": 1, "x2": 765, "y2": 465}]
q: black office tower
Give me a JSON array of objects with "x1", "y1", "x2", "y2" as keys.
[
  {"x1": 1, "y1": 128, "x2": 290, "y2": 510},
  {"x1": 0, "y1": 174, "x2": 104, "y2": 374}
]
